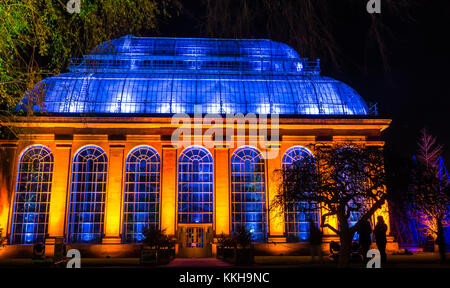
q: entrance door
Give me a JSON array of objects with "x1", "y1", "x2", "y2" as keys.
[
  {"x1": 186, "y1": 227, "x2": 204, "y2": 248},
  {"x1": 178, "y1": 226, "x2": 212, "y2": 258}
]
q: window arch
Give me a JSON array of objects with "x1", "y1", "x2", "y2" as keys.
[
  {"x1": 67, "y1": 146, "x2": 107, "y2": 243},
  {"x1": 231, "y1": 146, "x2": 266, "y2": 242},
  {"x1": 123, "y1": 146, "x2": 160, "y2": 243},
  {"x1": 282, "y1": 146, "x2": 319, "y2": 242},
  {"x1": 11, "y1": 145, "x2": 54, "y2": 244},
  {"x1": 178, "y1": 146, "x2": 213, "y2": 224}
]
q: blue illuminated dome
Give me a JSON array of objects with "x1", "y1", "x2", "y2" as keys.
[{"x1": 22, "y1": 35, "x2": 369, "y2": 115}]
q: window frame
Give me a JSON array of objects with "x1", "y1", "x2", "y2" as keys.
[
  {"x1": 177, "y1": 146, "x2": 214, "y2": 224},
  {"x1": 282, "y1": 146, "x2": 319, "y2": 242},
  {"x1": 67, "y1": 145, "x2": 108, "y2": 244},
  {"x1": 230, "y1": 146, "x2": 267, "y2": 242},
  {"x1": 11, "y1": 145, "x2": 54, "y2": 244},
  {"x1": 122, "y1": 146, "x2": 161, "y2": 243}
]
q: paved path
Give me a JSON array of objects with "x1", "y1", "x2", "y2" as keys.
[{"x1": 166, "y1": 258, "x2": 233, "y2": 268}]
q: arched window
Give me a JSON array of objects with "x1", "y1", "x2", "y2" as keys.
[
  {"x1": 231, "y1": 146, "x2": 266, "y2": 242},
  {"x1": 68, "y1": 146, "x2": 107, "y2": 243},
  {"x1": 11, "y1": 145, "x2": 54, "y2": 244},
  {"x1": 123, "y1": 146, "x2": 160, "y2": 243},
  {"x1": 282, "y1": 147, "x2": 319, "y2": 242},
  {"x1": 178, "y1": 146, "x2": 213, "y2": 224}
]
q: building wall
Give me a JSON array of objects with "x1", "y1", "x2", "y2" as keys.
[
  {"x1": 0, "y1": 143, "x2": 17, "y2": 240},
  {"x1": 0, "y1": 116, "x2": 395, "y2": 257}
]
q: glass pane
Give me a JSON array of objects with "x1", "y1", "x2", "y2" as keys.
[
  {"x1": 231, "y1": 147, "x2": 267, "y2": 242},
  {"x1": 123, "y1": 146, "x2": 160, "y2": 243},
  {"x1": 178, "y1": 147, "x2": 213, "y2": 224},
  {"x1": 67, "y1": 146, "x2": 107, "y2": 244},
  {"x1": 282, "y1": 147, "x2": 320, "y2": 242},
  {"x1": 11, "y1": 146, "x2": 53, "y2": 244}
]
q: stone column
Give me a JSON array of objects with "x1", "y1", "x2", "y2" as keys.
[
  {"x1": 0, "y1": 142, "x2": 18, "y2": 240},
  {"x1": 214, "y1": 147, "x2": 230, "y2": 235},
  {"x1": 265, "y1": 147, "x2": 285, "y2": 241},
  {"x1": 103, "y1": 143, "x2": 125, "y2": 244},
  {"x1": 161, "y1": 146, "x2": 177, "y2": 235},
  {"x1": 47, "y1": 141, "x2": 72, "y2": 241}
]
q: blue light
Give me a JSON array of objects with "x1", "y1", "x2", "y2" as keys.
[
  {"x1": 123, "y1": 146, "x2": 160, "y2": 243},
  {"x1": 178, "y1": 146, "x2": 213, "y2": 224},
  {"x1": 349, "y1": 211, "x2": 361, "y2": 241},
  {"x1": 135, "y1": 233, "x2": 145, "y2": 242},
  {"x1": 21, "y1": 35, "x2": 369, "y2": 116},
  {"x1": 11, "y1": 145, "x2": 53, "y2": 244},
  {"x1": 282, "y1": 147, "x2": 320, "y2": 242},
  {"x1": 67, "y1": 146, "x2": 107, "y2": 244},
  {"x1": 25, "y1": 233, "x2": 34, "y2": 243},
  {"x1": 81, "y1": 233, "x2": 93, "y2": 242},
  {"x1": 231, "y1": 147, "x2": 267, "y2": 242}
]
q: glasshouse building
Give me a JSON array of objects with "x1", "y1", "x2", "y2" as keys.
[{"x1": 0, "y1": 35, "x2": 395, "y2": 258}]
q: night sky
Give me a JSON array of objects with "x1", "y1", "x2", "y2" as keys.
[{"x1": 156, "y1": 0, "x2": 450, "y2": 167}]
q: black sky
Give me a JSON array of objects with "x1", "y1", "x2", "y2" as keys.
[{"x1": 157, "y1": 0, "x2": 450, "y2": 165}]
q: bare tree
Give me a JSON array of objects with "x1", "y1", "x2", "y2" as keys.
[
  {"x1": 408, "y1": 129, "x2": 450, "y2": 249},
  {"x1": 272, "y1": 144, "x2": 387, "y2": 267},
  {"x1": 417, "y1": 128, "x2": 444, "y2": 169}
]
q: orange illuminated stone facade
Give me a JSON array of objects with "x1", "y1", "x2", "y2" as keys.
[{"x1": 0, "y1": 116, "x2": 397, "y2": 258}]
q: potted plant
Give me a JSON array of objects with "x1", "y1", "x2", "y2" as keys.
[
  {"x1": 216, "y1": 233, "x2": 235, "y2": 259},
  {"x1": 0, "y1": 227, "x2": 6, "y2": 249},
  {"x1": 232, "y1": 226, "x2": 255, "y2": 265},
  {"x1": 140, "y1": 227, "x2": 175, "y2": 265}
]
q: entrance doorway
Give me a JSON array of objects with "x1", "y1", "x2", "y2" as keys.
[
  {"x1": 186, "y1": 227, "x2": 204, "y2": 248},
  {"x1": 178, "y1": 225, "x2": 213, "y2": 258}
]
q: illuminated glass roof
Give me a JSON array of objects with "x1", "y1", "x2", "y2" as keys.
[{"x1": 22, "y1": 35, "x2": 369, "y2": 115}]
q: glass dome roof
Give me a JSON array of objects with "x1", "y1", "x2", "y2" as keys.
[{"x1": 21, "y1": 35, "x2": 369, "y2": 115}]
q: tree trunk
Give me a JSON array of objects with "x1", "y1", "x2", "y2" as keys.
[
  {"x1": 338, "y1": 231, "x2": 353, "y2": 268},
  {"x1": 336, "y1": 212, "x2": 354, "y2": 268}
]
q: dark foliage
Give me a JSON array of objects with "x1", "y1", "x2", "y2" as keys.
[
  {"x1": 232, "y1": 226, "x2": 252, "y2": 249},
  {"x1": 273, "y1": 143, "x2": 388, "y2": 267},
  {"x1": 142, "y1": 226, "x2": 174, "y2": 249}
]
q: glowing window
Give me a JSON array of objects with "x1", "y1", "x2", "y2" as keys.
[
  {"x1": 282, "y1": 147, "x2": 319, "y2": 242},
  {"x1": 11, "y1": 146, "x2": 53, "y2": 244},
  {"x1": 123, "y1": 146, "x2": 160, "y2": 243},
  {"x1": 178, "y1": 146, "x2": 213, "y2": 224},
  {"x1": 67, "y1": 146, "x2": 107, "y2": 243},
  {"x1": 231, "y1": 146, "x2": 266, "y2": 242},
  {"x1": 347, "y1": 201, "x2": 363, "y2": 240}
]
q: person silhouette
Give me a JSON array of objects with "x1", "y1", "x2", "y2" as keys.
[
  {"x1": 374, "y1": 216, "x2": 387, "y2": 264},
  {"x1": 308, "y1": 220, "x2": 323, "y2": 264},
  {"x1": 436, "y1": 221, "x2": 446, "y2": 264},
  {"x1": 358, "y1": 219, "x2": 372, "y2": 264}
]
